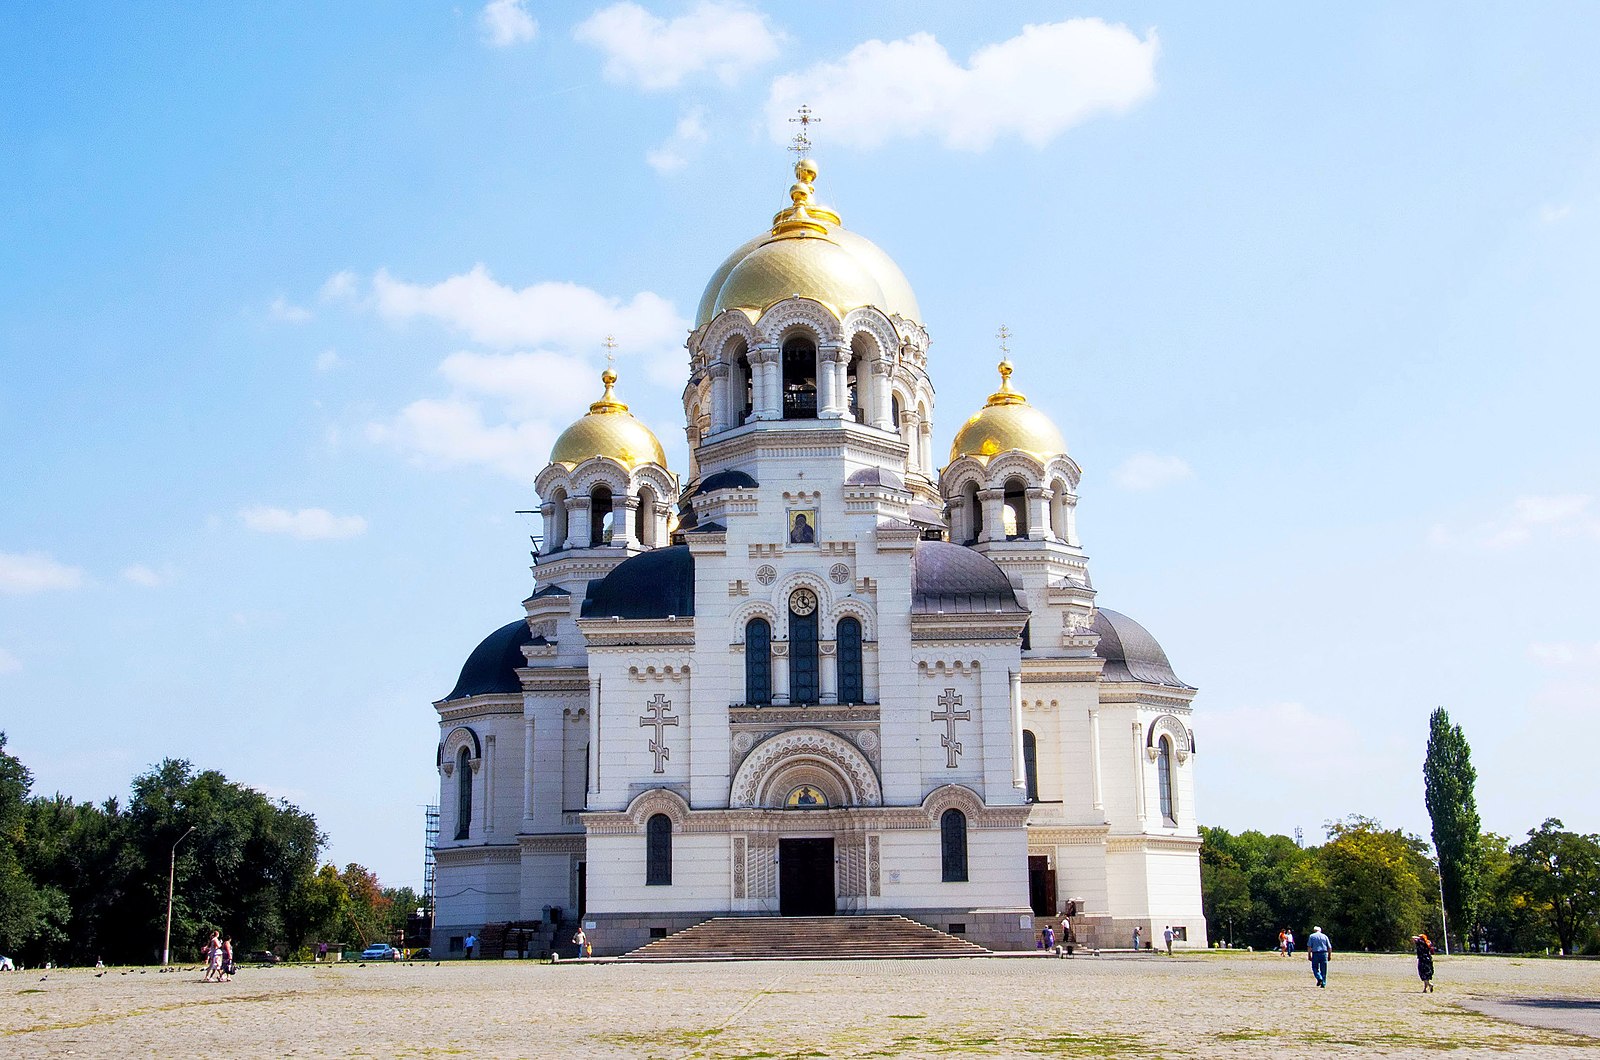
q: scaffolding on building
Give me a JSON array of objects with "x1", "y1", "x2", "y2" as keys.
[{"x1": 423, "y1": 803, "x2": 439, "y2": 907}]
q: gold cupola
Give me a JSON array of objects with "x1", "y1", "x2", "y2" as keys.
[
  {"x1": 949, "y1": 360, "x2": 1068, "y2": 463},
  {"x1": 695, "y1": 158, "x2": 921, "y2": 327},
  {"x1": 548, "y1": 367, "x2": 669, "y2": 470}
]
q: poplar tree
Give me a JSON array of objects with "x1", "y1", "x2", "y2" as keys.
[{"x1": 1424, "y1": 707, "x2": 1483, "y2": 948}]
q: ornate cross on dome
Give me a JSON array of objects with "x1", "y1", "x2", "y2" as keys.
[
  {"x1": 639, "y1": 694, "x2": 679, "y2": 774},
  {"x1": 788, "y1": 105, "x2": 820, "y2": 157},
  {"x1": 603, "y1": 334, "x2": 618, "y2": 371},
  {"x1": 996, "y1": 324, "x2": 1012, "y2": 356},
  {"x1": 931, "y1": 687, "x2": 970, "y2": 769}
]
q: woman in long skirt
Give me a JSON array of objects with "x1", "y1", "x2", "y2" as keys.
[{"x1": 1413, "y1": 934, "x2": 1436, "y2": 992}]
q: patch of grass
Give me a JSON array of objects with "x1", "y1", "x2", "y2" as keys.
[
  {"x1": 17, "y1": 989, "x2": 44, "y2": 995},
  {"x1": 1214, "y1": 1029, "x2": 1269, "y2": 1041},
  {"x1": 887, "y1": 1014, "x2": 926, "y2": 1019}
]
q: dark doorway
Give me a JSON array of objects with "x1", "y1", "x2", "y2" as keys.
[
  {"x1": 779, "y1": 838, "x2": 836, "y2": 916},
  {"x1": 1028, "y1": 855, "x2": 1056, "y2": 918},
  {"x1": 577, "y1": 862, "x2": 587, "y2": 919}
]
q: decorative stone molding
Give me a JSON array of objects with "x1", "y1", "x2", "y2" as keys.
[
  {"x1": 1146, "y1": 714, "x2": 1194, "y2": 762},
  {"x1": 729, "y1": 727, "x2": 883, "y2": 808},
  {"x1": 439, "y1": 726, "x2": 481, "y2": 775},
  {"x1": 622, "y1": 787, "x2": 692, "y2": 830},
  {"x1": 756, "y1": 297, "x2": 846, "y2": 345},
  {"x1": 626, "y1": 664, "x2": 692, "y2": 682}
]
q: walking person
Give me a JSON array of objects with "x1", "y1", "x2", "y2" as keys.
[
  {"x1": 1284, "y1": 928, "x2": 1295, "y2": 956},
  {"x1": 1413, "y1": 934, "x2": 1436, "y2": 992},
  {"x1": 1306, "y1": 926, "x2": 1332, "y2": 988},
  {"x1": 220, "y1": 936, "x2": 234, "y2": 982},
  {"x1": 1042, "y1": 925, "x2": 1055, "y2": 954},
  {"x1": 1163, "y1": 925, "x2": 1174, "y2": 956},
  {"x1": 1278, "y1": 928, "x2": 1287, "y2": 955},
  {"x1": 1132, "y1": 925, "x2": 1141, "y2": 952},
  {"x1": 202, "y1": 931, "x2": 222, "y2": 982},
  {"x1": 463, "y1": 932, "x2": 476, "y2": 960}
]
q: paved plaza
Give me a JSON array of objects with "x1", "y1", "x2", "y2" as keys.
[{"x1": 5, "y1": 951, "x2": 1597, "y2": 1057}]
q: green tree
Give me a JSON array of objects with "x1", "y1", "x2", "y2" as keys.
[
  {"x1": 1316, "y1": 816, "x2": 1435, "y2": 950},
  {"x1": 0, "y1": 733, "x2": 70, "y2": 959},
  {"x1": 1423, "y1": 707, "x2": 1483, "y2": 948},
  {"x1": 1478, "y1": 832, "x2": 1547, "y2": 953},
  {"x1": 1509, "y1": 819, "x2": 1600, "y2": 956}
]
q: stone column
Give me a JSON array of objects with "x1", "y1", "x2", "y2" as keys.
[
  {"x1": 819, "y1": 641, "x2": 838, "y2": 705},
  {"x1": 539, "y1": 501, "x2": 557, "y2": 554},
  {"x1": 587, "y1": 678, "x2": 601, "y2": 802},
  {"x1": 523, "y1": 719, "x2": 535, "y2": 823},
  {"x1": 864, "y1": 643, "x2": 880, "y2": 704},
  {"x1": 708, "y1": 365, "x2": 729, "y2": 434},
  {"x1": 565, "y1": 496, "x2": 590, "y2": 548},
  {"x1": 1132, "y1": 721, "x2": 1146, "y2": 825},
  {"x1": 1089, "y1": 708, "x2": 1104, "y2": 814},
  {"x1": 754, "y1": 347, "x2": 781, "y2": 420},
  {"x1": 1026, "y1": 487, "x2": 1050, "y2": 540},
  {"x1": 1010, "y1": 670, "x2": 1025, "y2": 791},
  {"x1": 978, "y1": 489, "x2": 1005, "y2": 543},
  {"x1": 484, "y1": 734, "x2": 496, "y2": 835},
  {"x1": 871, "y1": 362, "x2": 894, "y2": 430},
  {"x1": 1064, "y1": 496, "x2": 1079, "y2": 546},
  {"x1": 771, "y1": 642, "x2": 791, "y2": 705},
  {"x1": 611, "y1": 493, "x2": 639, "y2": 548}
]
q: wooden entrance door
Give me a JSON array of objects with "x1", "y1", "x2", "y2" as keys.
[{"x1": 1028, "y1": 855, "x2": 1056, "y2": 917}]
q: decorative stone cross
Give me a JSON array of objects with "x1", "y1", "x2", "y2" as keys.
[
  {"x1": 639, "y1": 694, "x2": 679, "y2": 774},
  {"x1": 930, "y1": 687, "x2": 970, "y2": 768}
]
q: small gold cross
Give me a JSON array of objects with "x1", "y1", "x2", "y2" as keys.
[{"x1": 788, "y1": 105, "x2": 820, "y2": 157}]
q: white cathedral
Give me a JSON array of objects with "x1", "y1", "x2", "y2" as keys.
[{"x1": 430, "y1": 155, "x2": 1206, "y2": 956}]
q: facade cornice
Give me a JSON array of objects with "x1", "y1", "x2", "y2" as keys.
[{"x1": 435, "y1": 694, "x2": 523, "y2": 721}]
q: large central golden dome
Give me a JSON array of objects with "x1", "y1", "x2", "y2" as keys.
[
  {"x1": 695, "y1": 159, "x2": 920, "y2": 327},
  {"x1": 549, "y1": 368, "x2": 668, "y2": 470}
]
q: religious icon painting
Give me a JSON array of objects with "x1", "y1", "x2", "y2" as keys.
[
  {"x1": 785, "y1": 784, "x2": 827, "y2": 809},
  {"x1": 786, "y1": 508, "x2": 818, "y2": 545}
]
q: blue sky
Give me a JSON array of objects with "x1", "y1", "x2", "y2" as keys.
[{"x1": 3, "y1": 3, "x2": 1598, "y2": 888}]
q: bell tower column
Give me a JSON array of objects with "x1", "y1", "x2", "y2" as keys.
[
  {"x1": 978, "y1": 488, "x2": 1005, "y2": 543},
  {"x1": 754, "y1": 345, "x2": 781, "y2": 420},
  {"x1": 871, "y1": 361, "x2": 894, "y2": 430},
  {"x1": 771, "y1": 642, "x2": 791, "y2": 705},
  {"x1": 708, "y1": 364, "x2": 729, "y2": 433},
  {"x1": 611, "y1": 493, "x2": 639, "y2": 548},
  {"x1": 1026, "y1": 487, "x2": 1050, "y2": 541},
  {"x1": 566, "y1": 496, "x2": 590, "y2": 548}
]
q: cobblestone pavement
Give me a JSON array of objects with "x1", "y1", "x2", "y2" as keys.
[{"x1": 4, "y1": 952, "x2": 1598, "y2": 1057}]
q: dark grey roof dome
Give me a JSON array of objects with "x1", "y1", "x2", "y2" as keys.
[
  {"x1": 911, "y1": 540, "x2": 1026, "y2": 614},
  {"x1": 690, "y1": 470, "x2": 758, "y2": 496},
  {"x1": 444, "y1": 619, "x2": 536, "y2": 701},
  {"x1": 581, "y1": 545, "x2": 696, "y2": 619},
  {"x1": 845, "y1": 467, "x2": 904, "y2": 489},
  {"x1": 1092, "y1": 608, "x2": 1191, "y2": 688}
]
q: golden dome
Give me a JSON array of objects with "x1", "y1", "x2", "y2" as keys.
[
  {"x1": 695, "y1": 159, "x2": 921, "y2": 327},
  {"x1": 549, "y1": 368, "x2": 669, "y2": 470},
  {"x1": 949, "y1": 360, "x2": 1068, "y2": 463}
]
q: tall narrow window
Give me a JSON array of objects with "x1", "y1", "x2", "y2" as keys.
[
  {"x1": 547, "y1": 487, "x2": 569, "y2": 552},
  {"x1": 1003, "y1": 477, "x2": 1028, "y2": 539},
  {"x1": 781, "y1": 337, "x2": 817, "y2": 419},
  {"x1": 1023, "y1": 730, "x2": 1039, "y2": 802},
  {"x1": 591, "y1": 485, "x2": 613, "y2": 545},
  {"x1": 646, "y1": 813, "x2": 672, "y2": 885},
  {"x1": 735, "y1": 348, "x2": 753, "y2": 423},
  {"x1": 635, "y1": 486, "x2": 656, "y2": 547},
  {"x1": 963, "y1": 481, "x2": 982, "y2": 544},
  {"x1": 788, "y1": 590, "x2": 819, "y2": 704},
  {"x1": 745, "y1": 619, "x2": 772, "y2": 705},
  {"x1": 837, "y1": 617, "x2": 863, "y2": 703},
  {"x1": 455, "y1": 747, "x2": 472, "y2": 840},
  {"x1": 940, "y1": 808, "x2": 969, "y2": 882},
  {"x1": 1157, "y1": 737, "x2": 1176, "y2": 824}
]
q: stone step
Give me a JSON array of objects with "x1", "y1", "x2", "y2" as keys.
[{"x1": 620, "y1": 915, "x2": 989, "y2": 962}]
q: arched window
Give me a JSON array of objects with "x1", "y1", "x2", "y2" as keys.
[
  {"x1": 891, "y1": 394, "x2": 902, "y2": 435},
  {"x1": 744, "y1": 618, "x2": 772, "y2": 705},
  {"x1": 940, "y1": 808, "x2": 968, "y2": 882},
  {"x1": 636, "y1": 486, "x2": 657, "y2": 548},
  {"x1": 645, "y1": 813, "x2": 672, "y2": 885},
  {"x1": 547, "y1": 487, "x2": 568, "y2": 552},
  {"x1": 1003, "y1": 477, "x2": 1028, "y2": 539},
  {"x1": 734, "y1": 346, "x2": 753, "y2": 423},
  {"x1": 1023, "y1": 730, "x2": 1039, "y2": 802},
  {"x1": 455, "y1": 747, "x2": 472, "y2": 840},
  {"x1": 1157, "y1": 737, "x2": 1176, "y2": 824},
  {"x1": 590, "y1": 485, "x2": 613, "y2": 545},
  {"x1": 837, "y1": 617, "x2": 863, "y2": 703},
  {"x1": 781, "y1": 336, "x2": 817, "y2": 419},
  {"x1": 789, "y1": 591, "x2": 820, "y2": 704}
]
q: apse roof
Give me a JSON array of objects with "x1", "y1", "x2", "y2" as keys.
[
  {"x1": 580, "y1": 545, "x2": 696, "y2": 620},
  {"x1": 1092, "y1": 608, "x2": 1192, "y2": 688},
  {"x1": 910, "y1": 540, "x2": 1026, "y2": 615},
  {"x1": 442, "y1": 619, "x2": 537, "y2": 701}
]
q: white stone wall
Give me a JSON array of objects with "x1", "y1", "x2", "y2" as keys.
[{"x1": 587, "y1": 832, "x2": 730, "y2": 913}]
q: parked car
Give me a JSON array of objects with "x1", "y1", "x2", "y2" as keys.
[
  {"x1": 246, "y1": 950, "x2": 280, "y2": 964},
  {"x1": 412, "y1": 947, "x2": 431, "y2": 960},
  {"x1": 359, "y1": 943, "x2": 395, "y2": 960}
]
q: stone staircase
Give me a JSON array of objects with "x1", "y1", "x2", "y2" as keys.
[{"x1": 620, "y1": 916, "x2": 989, "y2": 961}]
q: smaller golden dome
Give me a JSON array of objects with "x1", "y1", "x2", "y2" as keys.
[
  {"x1": 949, "y1": 360, "x2": 1068, "y2": 463},
  {"x1": 549, "y1": 368, "x2": 669, "y2": 470}
]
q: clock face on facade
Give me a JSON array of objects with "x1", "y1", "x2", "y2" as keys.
[{"x1": 790, "y1": 588, "x2": 818, "y2": 615}]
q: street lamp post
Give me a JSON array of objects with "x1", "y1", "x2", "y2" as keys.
[{"x1": 163, "y1": 825, "x2": 196, "y2": 966}]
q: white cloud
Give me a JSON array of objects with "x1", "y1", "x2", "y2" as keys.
[
  {"x1": 1429, "y1": 493, "x2": 1600, "y2": 550},
  {"x1": 121, "y1": 564, "x2": 165, "y2": 587},
  {"x1": 268, "y1": 296, "x2": 311, "y2": 323},
  {"x1": 1540, "y1": 203, "x2": 1573, "y2": 224},
  {"x1": 369, "y1": 264, "x2": 688, "y2": 355},
  {"x1": 239, "y1": 507, "x2": 368, "y2": 541},
  {"x1": 0, "y1": 648, "x2": 20, "y2": 675},
  {"x1": 1111, "y1": 453, "x2": 1193, "y2": 492},
  {"x1": 437, "y1": 350, "x2": 596, "y2": 418},
  {"x1": 481, "y1": 0, "x2": 537, "y2": 47},
  {"x1": 315, "y1": 348, "x2": 342, "y2": 372},
  {"x1": 319, "y1": 270, "x2": 359, "y2": 303},
  {"x1": 367, "y1": 398, "x2": 555, "y2": 480},
  {"x1": 646, "y1": 107, "x2": 710, "y2": 174},
  {"x1": 1528, "y1": 641, "x2": 1600, "y2": 666},
  {"x1": 0, "y1": 551, "x2": 87, "y2": 594},
  {"x1": 575, "y1": 1, "x2": 780, "y2": 91},
  {"x1": 766, "y1": 19, "x2": 1158, "y2": 152}
]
